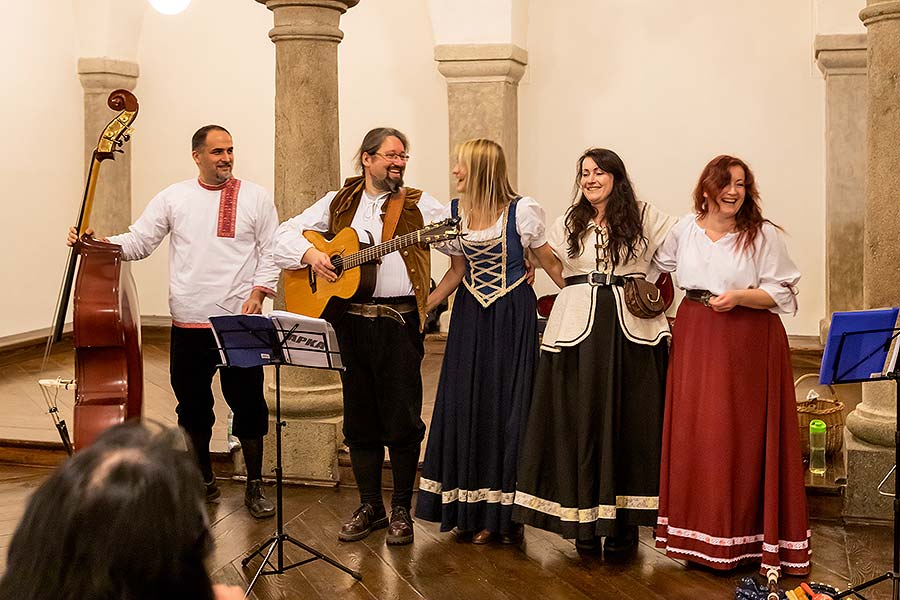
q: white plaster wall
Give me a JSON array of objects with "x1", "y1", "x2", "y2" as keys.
[
  {"x1": 520, "y1": 0, "x2": 829, "y2": 335},
  {"x1": 1, "y1": 0, "x2": 871, "y2": 339},
  {"x1": 428, "y1": 0, "x2": 528, "y2": 47},
  {"x1": 814, "y1": 0, "x2": 866, "y2": 34},
  {"x1": 1, "y1": 2, "x2": 84, "y2": 338}
]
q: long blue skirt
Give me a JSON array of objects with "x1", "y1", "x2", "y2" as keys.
[{"x1": 415, "y1": 283, "x2": 537, "y2": 534}]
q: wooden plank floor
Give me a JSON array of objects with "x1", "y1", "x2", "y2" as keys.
[
  {"x1": 0, "y1": 331, "x2": 895, "y2": 598},
  {"x1": 0, "y1": 471, "x2": 892, "y2": 599}
]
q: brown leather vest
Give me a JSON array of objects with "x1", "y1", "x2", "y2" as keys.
[{"x1": 329, "y1": 175, "x2": 431, "y2": 330}]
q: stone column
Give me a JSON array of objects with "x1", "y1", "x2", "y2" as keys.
[
  {"x1": 77, "y1": 58, "x2": 139, "y2": 236},
  {"x1": 255, "y1": 0, "x2": 358, "y2": 484},
  {"x1": 813, "y1": 35, "x2": 867, "y2": 342},
  {"x1": 843, "y1": 0, "x2": 900, "y2": 520},
  {"x1": 434, "y1": 44, "x2": 527, "y2": 194}
]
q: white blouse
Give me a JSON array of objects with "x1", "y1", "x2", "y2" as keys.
[
  {"x1": 441, "y1": 195, "x2": 548, "y2": 254},
  {"x1": 651, "y1": 214, "x2": 800, "y2": 315},
  {"x1": 540, "y1": 201, "x2": 677, "y2": 350}
]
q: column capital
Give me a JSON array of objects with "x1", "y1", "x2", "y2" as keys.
[
  {"x1": 814, "y1": 34, "x2": 867, "y2": 75},
  {"x1": 256, "y1": 0, "x2": 359, "y2": 44},
  {"x1": 860, "y1": 0, "x2": 900, "y2": 26},
  {"x1": 434, "y1": 43, "x2": 528, "y2": 84},
  {"x1": 77, "y1": 58, "x2": 139, "y2": 93}
]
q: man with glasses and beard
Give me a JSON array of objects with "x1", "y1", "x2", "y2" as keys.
[{"x1": 273, "y1": 127, "x2": 447, "y2": 546}]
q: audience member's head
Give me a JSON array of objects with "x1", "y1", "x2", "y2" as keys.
[{"x1": 0, "y1": 423, "x2": 215, "y2": 600}]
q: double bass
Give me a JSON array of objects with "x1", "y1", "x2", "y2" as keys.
[{"x1": 45, "y1": 90, "x2": 142, "y2": 452}]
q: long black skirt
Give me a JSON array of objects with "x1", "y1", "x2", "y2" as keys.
[
  {"x1": 415, "y1": 283, "x2": 537, "y2": 535},
  {"x1": 512, "y1": 287, "x2": 668, "y2": 541}
]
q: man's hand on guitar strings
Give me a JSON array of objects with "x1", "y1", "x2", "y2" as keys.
[{"x1": 302, "y1": 247, "x2": 338, "y2": 282}]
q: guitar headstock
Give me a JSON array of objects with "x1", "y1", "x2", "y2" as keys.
[{"x1": 420, "y1": 216, "x2": 461, "y2": 244}]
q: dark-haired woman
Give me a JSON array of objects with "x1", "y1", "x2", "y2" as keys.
[
  {"x1": 512, "y1": 148, "x2": 676, "y2": 554},
  {"x1": 652, "y1": 155, "x2": 809, "y2": 575}
]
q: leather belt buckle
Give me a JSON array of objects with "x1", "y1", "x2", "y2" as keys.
[{"x1": 588, "y1": 271, "x2": 606, "y2": 287}]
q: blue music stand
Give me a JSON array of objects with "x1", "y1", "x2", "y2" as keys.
[
  {"x1": 819, "y1": 308, "x2": 900, "y2": 599},
  {"x1": 209, "y1": 313, "x2": 360, "y2": 593}
]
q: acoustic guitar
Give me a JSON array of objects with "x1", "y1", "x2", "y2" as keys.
[{"x1": 283, "y1": 217, "x2": 461, "y2": 320}]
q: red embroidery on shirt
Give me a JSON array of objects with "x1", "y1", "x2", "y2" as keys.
[
  {"x1": 216, "y1": 178, "x2": 241, "y2": 238},
  {"x1": 197, "y1": 178, "x2": 228, "y2": 191}
]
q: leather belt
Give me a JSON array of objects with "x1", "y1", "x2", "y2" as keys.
[
  {"x1": 346, "y1": 301, "x2": 417, "y2": 324},
  {"x1": 565, "y1": 272, "x2": 627, "y2": 287},
  {"x1": 684, "y1": 289, "x2": 714, "y2": 307}
]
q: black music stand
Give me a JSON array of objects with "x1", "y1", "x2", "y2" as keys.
[
  {"x1": 209, "y1": 312, "x2": 361, "y2": 595},
  {"x1": 819, "y1": 308, "x2": 900, "y2": 600}
]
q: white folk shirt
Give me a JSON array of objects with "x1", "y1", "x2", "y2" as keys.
[
  {"x1": 107, "y1": 178, "x2": 280, "y2": 327},
  {"x1": 540, "y1": 201, "x2": 677, "y2": 351},
  {"x1": 650, "y1": 213, "x2": 800, "y2": 314},
  {"x1": 272, "y1": 189, "x2": 449, "y2": 298}
]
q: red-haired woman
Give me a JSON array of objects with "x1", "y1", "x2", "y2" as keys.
[{"x1": 652, "y1": 155, "x2": 809, "y2": 575}]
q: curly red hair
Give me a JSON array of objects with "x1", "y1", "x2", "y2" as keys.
[{"x1": 693, "y1": 155, "x2": 773, "y2": 251}]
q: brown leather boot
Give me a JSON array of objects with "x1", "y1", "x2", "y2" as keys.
[
  {"x1": 338, "y1": 503, "x2": 388, "y2": 542},
  {"x1": 386, "y1": 506, "x2": 414, "y2": 545}
]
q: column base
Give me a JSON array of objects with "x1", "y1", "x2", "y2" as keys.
[
  {"x1": 842, "y1": 430, "x2": 894, "y2": 521},
  {"x1": 233, "y1": 414, "x2": 343, "y2": 486}
]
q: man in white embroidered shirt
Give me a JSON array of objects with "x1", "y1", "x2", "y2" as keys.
[
  {"x1": 272, "y1": 127, "x2": 448, "y2": 546},
  {"x1": 66, "y1": 125, "x2": 279, "y2": 519}
]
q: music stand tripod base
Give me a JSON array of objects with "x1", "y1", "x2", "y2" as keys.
[{"x1": 208, "y1": 314, "x2": 360, "y2": 594}]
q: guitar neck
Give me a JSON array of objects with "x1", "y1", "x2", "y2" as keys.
[{"x1": 343, "y1": 229, "x2": 425, "y2": 269}]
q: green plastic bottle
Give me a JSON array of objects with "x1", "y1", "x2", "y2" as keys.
[{"x1": 809, "y1": 419, "x2": 827, "y2": 475}]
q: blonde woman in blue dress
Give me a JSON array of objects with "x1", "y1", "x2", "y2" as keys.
[{"x1": 416, "y1": 139, "x2": 564, "y2": 544}]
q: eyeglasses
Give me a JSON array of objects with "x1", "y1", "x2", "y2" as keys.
[{"x1": 375, "y1": 152, "x2": 410, "y2": 162}]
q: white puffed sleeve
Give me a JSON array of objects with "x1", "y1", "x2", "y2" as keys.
[
  {"x1": 514, "y1": 196, "x2": 548, "y2": 248},
  {"x1": 756, "y1": 223, "x2": 801, "y2": 315}
]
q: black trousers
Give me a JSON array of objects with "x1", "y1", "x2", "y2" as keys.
[
  {"x1": 334, "y1": 307, "x2": 425, "y2": 509},
  {"x1": 169, "y1": 326, "x2": 269, "y2": 439}
]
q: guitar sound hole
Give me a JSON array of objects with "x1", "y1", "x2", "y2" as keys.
[{"x1": 331, "y1": 255, "x2": 344, "y2": 277}]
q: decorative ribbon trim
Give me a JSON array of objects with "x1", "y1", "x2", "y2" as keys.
[
  {"x1": 172, "y1": 321, "x2": 212, "y2": 329},
  {"x1": 419, "y1": 478, "x2": 515, "y2": 505},
  {"x1": 216, "y1": 178, "x2": 241, "y2": 238},
  {"x1": 514, "y1": 490, "x2": 658, "y2": 523},
  {"x1": 657, "y1": 521, "x2": 811, "y2": 550},
  {"x1": 197, "y1": 178, "x2": 229, "y2": 191}
]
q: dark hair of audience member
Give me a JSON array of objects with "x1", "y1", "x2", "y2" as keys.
[{"x1": 0, "y1": 423, "x2": 214, "y2": 600}]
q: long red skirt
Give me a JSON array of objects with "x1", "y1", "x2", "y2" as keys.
[{"x1": 655, "y1": 300, "x2": 810, "y2": 575}]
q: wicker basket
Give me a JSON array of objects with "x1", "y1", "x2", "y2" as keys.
[{"x1": 794, "y1": 373, "x2": 845, "y2": 456}]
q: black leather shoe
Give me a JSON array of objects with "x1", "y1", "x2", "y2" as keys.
[
  {"x1": 575, "y1": 537, "x2": 601, "y2": 555},
  {"x1": 603, "y1": 525, "x2": 639, "y2": 555},
  {"x1": 386, "y1": 506, "x2": 414, "y2": 545},
  {"x1": 204, "y1": 478, "x2": 221, "y2": 502},
  {"x1": 244, "y1": 479, "x2": 275, "y2": 519},
  {"x1": 338, "y1": 503, "x2": 388, "y2": 542},
  {"x1": 500, "y1": 523, "x2": 524, "y2": 545}
]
